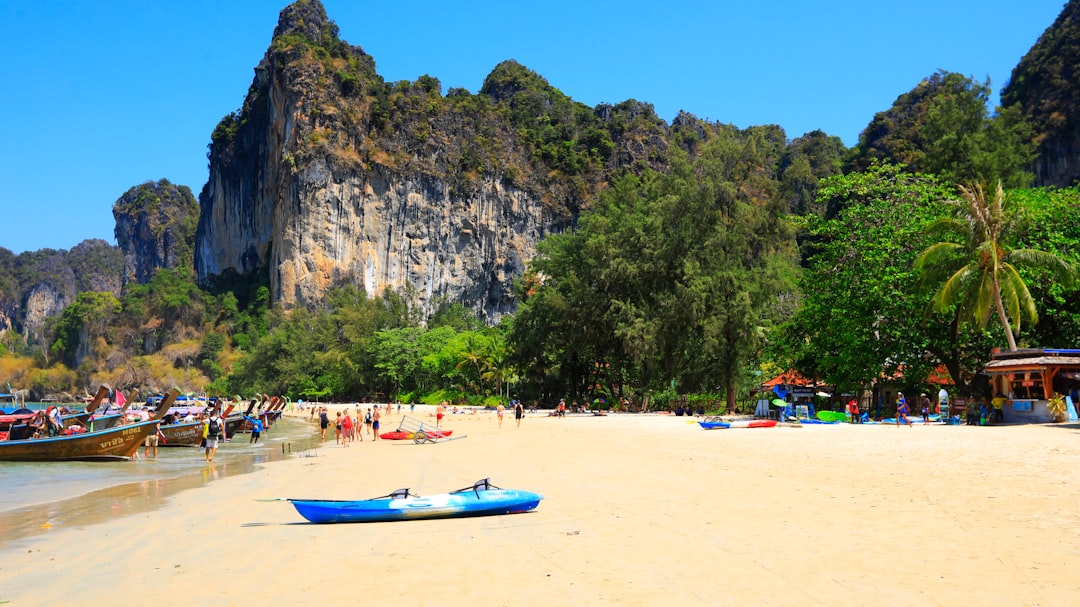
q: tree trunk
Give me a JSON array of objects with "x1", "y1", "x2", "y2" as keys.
[
  {"x1": 993, "y1": 278, "x2": 1018, "y2": 351},
  {"x1": 725, "y1": 379, "x2": 738, "y2": 414}
]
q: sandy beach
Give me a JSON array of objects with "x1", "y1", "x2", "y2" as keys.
[{"x1": 2, "y1": 409, "x2": 1079, "y2": 606}]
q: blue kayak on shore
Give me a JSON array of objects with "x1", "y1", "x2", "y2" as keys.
[{"x1": 285, "y1": 479, "x2": 542, "y2": 524}]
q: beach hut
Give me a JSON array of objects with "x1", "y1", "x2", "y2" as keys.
[{"x1": 982, "y1": 348, "x2": 1080, "y2": 423}]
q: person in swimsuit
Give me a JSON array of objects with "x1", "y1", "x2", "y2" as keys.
[
  {"x1": 372, "y1": 407, "x2": 380, "y2": 441},
  {"x1": 896, "y1": 393, "x2": 912, "y2": 427},
  {"x1": 496, "y1": 403, "x2": 505, "y2": 428},
  {"x1": 514, "y1": 400, "x2": 524, "y2": 427}
]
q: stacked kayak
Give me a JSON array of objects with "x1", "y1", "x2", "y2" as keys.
[
  {"x1": 699, "y1": 419, "x2": 777, "y2": 430},
  {"x1": 380, "y1": 429, "x2": 453, "y2": 440},
  {"x1": 283, "y1": 479, "x2": 541, "y2": 524}
]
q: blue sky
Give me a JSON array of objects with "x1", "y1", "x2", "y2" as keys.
[{"x1": 0, "y1": 0, "x2": 1067, "y2": 254}]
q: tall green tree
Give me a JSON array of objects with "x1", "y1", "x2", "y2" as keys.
[
  {"x1": 774, "y1": 164, "x2": 995, "y2": 395},
  {"x1": 915, "y1": 180, "x2": 1075, "y2": 351},
  {"x1": 513, "y1": 134, "x2": 797, "y2": 410}
]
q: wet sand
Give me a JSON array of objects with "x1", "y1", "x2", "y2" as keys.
[{"x1": 2, "y1": 410, "x2": 1079, "y2": 606}]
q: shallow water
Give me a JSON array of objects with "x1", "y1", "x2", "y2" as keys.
[{"x1": 0, "y1": 418, "x2": 319, "y2": 547}]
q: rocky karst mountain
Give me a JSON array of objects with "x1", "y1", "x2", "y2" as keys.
[
  {"x1": 194, "y1": 0, "x2": 842, "y2": 322},
  {"x1": 1002, "y1": 0, "x2": 1080, "y2": 187},
  {"x1": 0, "y1": 240, "x2": 123, "y2": 342},
  {"x1": 112, "y1": 179, "x2": 199, "y2": 288}
]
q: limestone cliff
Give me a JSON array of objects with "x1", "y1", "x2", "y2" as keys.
[
  {"x1": 1002, "y1": 0, "x2": 1080, "y2": 187},
  {"x1": 0, "y1": 241, "x2": 122, "y2": 342},
  {"x1": 113, "y1": 179, "x2": 199, "y2": 288},
  {"x1": 195, "y1": 0, "x2": 670, "y2": 321}
]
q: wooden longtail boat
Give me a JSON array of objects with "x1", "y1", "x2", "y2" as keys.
[
  {"x1": 0, "y1": 388, "x2": 178, "y2": 462},
  {"x1": 158, "y1": 420, "x2": 205, "y2": 447},
  {"x1": 61, "y1": 385, "x2": 110, "y2": 429}
]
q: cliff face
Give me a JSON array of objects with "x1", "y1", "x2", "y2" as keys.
[
  {"x1": 0, "y1": 242, "x2": 122, "y2": 342},
  {"x1": 113, "y1": 179, "x2": 199, "y2": 287},
  {"x1": 1002, "y1": 0, "x2": 1080, "y2": 187},
  {"x1": 195, "y1": 0, "x2": 651, "y2": 321}
]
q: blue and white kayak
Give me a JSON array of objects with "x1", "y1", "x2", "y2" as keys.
[
  {"x1": 285, "y1": 479, "x2": 542, "y2": 524},
  {"x1": 698, "y1": 421, "x2": 731, "y2": 430}
]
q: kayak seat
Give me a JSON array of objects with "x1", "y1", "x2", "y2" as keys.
[{"x1": 388, "y1": 488, "x2": 412, "y2": 499}]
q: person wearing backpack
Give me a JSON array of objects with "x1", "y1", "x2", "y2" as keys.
[{"x1": 203, "y1": 409, "x2": 224, "y2": 462}]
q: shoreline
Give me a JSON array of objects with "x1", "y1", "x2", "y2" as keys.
[
  {"x1": 0, "y1": 417, "x2": 319, "y2": 548},
  {"x1": 3, "y1": 413, "x2": 1079, "y2": 605}
]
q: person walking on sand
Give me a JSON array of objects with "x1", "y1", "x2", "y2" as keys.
[
  {"x1": 919, "y1": 393, "x2": 932, "y2": 424},
  {"x1": 372, "y1": 406, "x2": 381, "y2": 441},
  {"x1": 334, "y1": 411, "x2": 343, "y2": 445},
  {"x1": 203, "y1": 409, "x2": 224, "y2": 462},
  {"x1": 364, "y1": 407, "x2": 373, "y2": 437},
  {"x1": 436, "y1": 402, "x2": 446, "y2": 427},
  {"x1": 896, "y1": 393, "x2": 913, "y2": 427},
  {"x1": 318, "y1": 407, "x2": 329, "y2": 441},
  {"x1": 341, "y1": 408, "x2": 354, "y2": 446},
  {"x1": 514, "y1": 400, "x2": 524, "y2": 427},
  {"x1": 496, "y1": 402, "x2": 505, "y2": 428},
  {"x1": 848, "y1": 398, "x2": 861, "y2": 424}
]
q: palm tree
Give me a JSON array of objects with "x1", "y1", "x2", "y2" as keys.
[{"x1": 915, "y1": 180, "x2": 1074, "y2": 351}]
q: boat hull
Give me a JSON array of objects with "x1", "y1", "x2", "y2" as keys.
[
  {"x1": 159, "y1": 421, "x2": 205, "y2": 447},
  {"x1": 0, "y1": 420, "x2": 160, "y2": 461},
  {"x1": 289, "y1": 489, "x2": 542, "y2": 524}
]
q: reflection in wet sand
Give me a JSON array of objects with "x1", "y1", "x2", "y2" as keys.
[{"x1": 0, "y1": 422, "x2": 319, "y2": 548}]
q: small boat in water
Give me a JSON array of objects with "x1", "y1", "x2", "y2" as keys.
[
  {"x1": 282, "y1": 479, "x2": 542, "y2": 524},
  {"x1": 0, "y1": 388, "x2": 178, "y2": 461}
]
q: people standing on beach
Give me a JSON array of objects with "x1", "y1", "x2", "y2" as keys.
[
  {"x1": 436, "y1": 402, "x2": 446, "y2": 427},
  {"x1": 203, "y1": 409, "x2": 224, "y2": 462},
  {"x1": 990, "y1": 394, "x2": 1007, "y2": 424},
  {"x1": 848, "y1": 398, "x2": 861, "y2": 424},
  {"x1": 364, "y1": 407, "x2": 373, "y2": 437},
  {"x1": 245, "y1": 413, "x2": 263, "y2": 444},
  {"x1": 514, "y1": 400, "x2": 524, "y2": 427},
  {"x1": 920, "y1": 393, "x2": 932, "y2": 424},
  {"x1": 372, "y1": 407, "x2": 380, "y2": 441},
  {"x1": 341, "y1": 408, "x2": 354, "y2": 447},
  {"x1": 896, "y1": 393, "x2": 912, "y2": 427},
  {"x1": 334, "y1": 411, "x2": 343, "y2": 445},
  {"x1": 318, "y1": 407, "x2": 329, "y2": 441},
  {"x1": 496, "y1": 403, "x2": 505, "y2": 428}
]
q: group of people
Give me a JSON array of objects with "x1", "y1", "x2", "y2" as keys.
[
  {"x1": 494, "y1": 400, "x2": 526, "y2": 428},
  {"x1": 318, "y1": 406, "x2": 381, "y2": 445}
]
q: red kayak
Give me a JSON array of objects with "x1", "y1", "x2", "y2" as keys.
[
  {"x1": 380, "y1": 430, "x2": 453, "y2": 441},
  {"x1": 728, "y1": 419, "x2": 777, "y2": 429}
]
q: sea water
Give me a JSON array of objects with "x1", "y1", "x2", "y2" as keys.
[{"x1": 0, "y1": 417, "x2": 319, "y2": 547}]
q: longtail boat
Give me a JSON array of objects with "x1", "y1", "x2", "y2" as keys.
[
  {"x1": 61, "y1": 385, "x2": 110, "y2": 429},
  {"x1": 158, "y1": 420, "x2": 204, "y2": 447},
  {"x1": 0, "y1": 388, "x2": 178, "y2": 461}
]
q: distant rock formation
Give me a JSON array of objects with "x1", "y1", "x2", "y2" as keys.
[
  {"x1": 113, "y1": 179, "x2": 199, "y2": 288},
  {"x1": 195, "y1": 1, "x2": 575, "y2": 321},
  {"x1": 1002, "y1": 0, "x2": 1080, "y2": 187}
]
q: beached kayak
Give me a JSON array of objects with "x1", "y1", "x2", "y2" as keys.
[
  {"x1": 729, "y1": 419, "x2": 778, "y2": 428},
  {"x1": 379, "y1": 429, "x2": 453, "y2": 441},
  {"x1": 697, "y1": 421, "x2": 731, "y2": 430},
  {"x1": 284, "y1": 479, "x2": 541, "y2": 524}
]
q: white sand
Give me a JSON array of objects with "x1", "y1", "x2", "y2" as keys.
[{"x1": 2, "y1": 411, "x2": 1079, "y2": 606}]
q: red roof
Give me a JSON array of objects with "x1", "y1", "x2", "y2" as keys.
[{"x1": 762, "y1": 370, "x2": 819, "y2": 388}]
